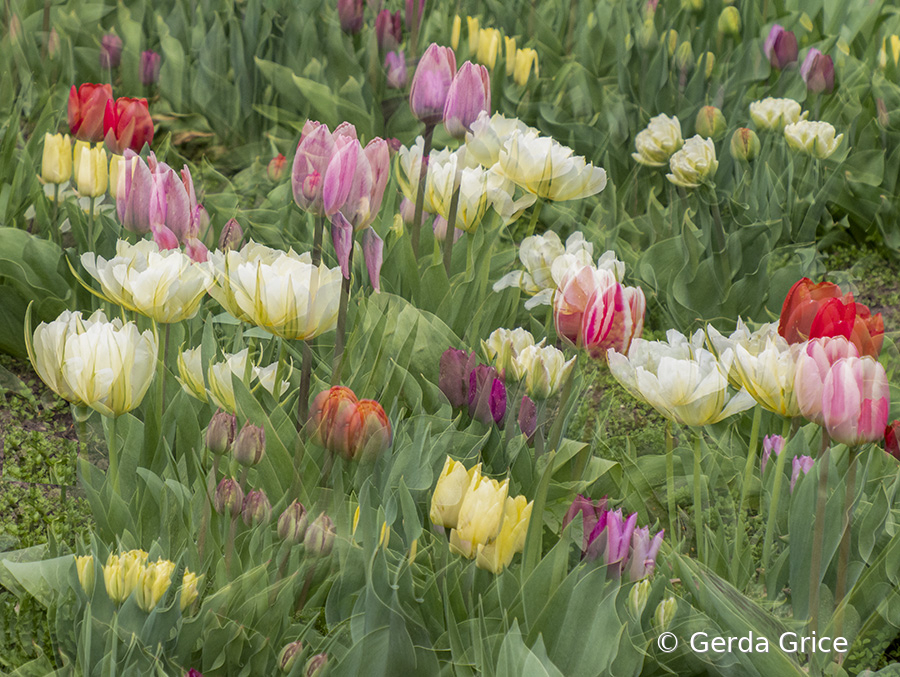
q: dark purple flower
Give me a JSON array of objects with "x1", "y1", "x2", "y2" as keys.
[
  {"x1": 376, "y1": 9, "x2": 402, "y2": 51},
  {"x1": 140, "y1": 50, "x2": 161, "y2": 85},
  {"x1": 338, "y1": 0, "x2": 364, "y2": 33},
  {"x1": 764, "y1": 25, "x2": 798, "y2": 70},
  {"x1": 468, "y1": 364, "x2": 506, "y2": 425},
  {"x1": 800, "y1": 48, "x2": 834, "y2": 93},
  {"x1": 100, "y1": 34, "x2": 123, "y2": 69},
  {"x1": 439, "y1": 348, "x2": 477, "y2": 408},
  {"x1": 517, "y1": 395, "x2": 537, "y2": 438}
]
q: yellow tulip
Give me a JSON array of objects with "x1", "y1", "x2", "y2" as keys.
[
  {"x1": 453, "y1": 474, "x2": 509, "y2": 556},
  {"x1": 475, "y1": 495, "x2": 533, "y2": 573},
  {"x1": 467, "y1": 16, "x2": 480, "y2": 53},
  {"x1": 135, "y1": 559, "x2": 176, "y2": 612},
  {"x1": 75, "y1": 143, "x2": 108, "y2": 197},
  {"x1": 504, "y1": 36, "x2": 517, "y2": 76},
  {"x1": 451, "y1": 15, "x2": 461, "y2": 51},
  {"x1": 513, "y1": 48, "x2": 538, "y2": 86},
  {"x1": 430, "y1": 457, "x2": 481, "y2": 528},
  {"x1": 41, "y1": 133, "x2": 72, "y2": 184},
  {"x1": 477, "y1": 28, "x2": 501, "y2": 70},
  {"x1": 103, "y1": 549, "x2": 148, "y2": 604},
  {"x1": 180, "y1": 569, "x2": 202, "y2": 612},
  {"x1": 74, "y1": 555, "x2": 94, "y2": 596}
]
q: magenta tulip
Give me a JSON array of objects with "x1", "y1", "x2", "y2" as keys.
[
  {"x1": 821, "y1": 356, "x2": 890, "y2": 447},
  {"x1": 468, "y1": 364, "x2": 506, "y2": 426},
  {"x1": 563, "y1": 495, "x2": 608, "y2": 552},
  {"x1": 790, "y1": 455, "x2": 815, "y2": 493},
  {"x1": 760, "y1": 434, "x2": 785, "y2": 474},
  {"x1": 801, "y1": 48, "x2": 835, "y2": 93},
  {"x1": 439, "y1": 348, "x2": 477, "y2": 407},
  {"x1": 409, "y1": 43, "x2": 457, "y2": 125},
  {"x1": 443, "y1": 61, "x2": 491, "y2": 140},
  {"x1": 795, "y1": 337, "x2": 859, "y2": 426},
  {"x1": 322, "y1": 136, "x2": 360, "y2": 217},
  {"x1": 764, "y1": 25, "x2": 798, "y2": 70},
  {"x1": 292, "y1": 121, "x2": 338, "y2": 215},
  {"x1": 385, "y1": 50, "x2": 408, "y2": 89},
  {"x1": 518, "y1": 395, "x2": 537, "y2": 438},
  {"x1": 376, "y1": 9, "x2": 402, "y2": 51},
  {"x1": 116, "y1": 150, "x2": 153, "y2": 234}
]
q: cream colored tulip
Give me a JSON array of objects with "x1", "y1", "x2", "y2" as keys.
[
  {"x1": 75, "y1": 143, "x2": 108, "y2": 197},
  {"x1": 666, "y1": 135, "x2": 717, "y2": 188},
  {"x1": 482, "y1": 327, "x2": 540, "y2": 381},
  {"x1": 485, "y1": 167, "x2": 537, "y2": 225},
  {"x1": 191, "y1": 348, "x2": 289, "y2": 413},
  {"x1": 176, "y1": 346, "x2": 208, "y2": 402},
  {"x1": 28, "y1": 310, "x2": 86, "y2": 405},
  {"x1": 493, "y1": 231, "x2": 594, "y2": 296},
  {"x1": 749, "y1": 97, "x2": 807, "y2": 131},
  {"x1": 517, "y1": 344, "x2": 576, "y2": 400},
  {"x1": 632, "y1": 114, "x2": 684, "y2": 167},
  {"x1": 208, "y1": 241, "x2": 341, "y2": 341},
  {"x1": 465, "y1": 112, "x2": 536, "y2": 168},
  {"x1": 74, "y1": 555, "x2": 94, "y2": 596},
  {"x1": 452, "y1": 474, "x2": 510, "y2": 557},
  {"x1": 135, "y1": 559, "x2": 176, "y2": 612},
  {"x1": 475, "y1": 495, "x2": 533, "y2": 573},
  {"x1": 42, "y1": 133, "x2": 72, "y2": 184},
  {"x1": 783, "y1": 120, "x2": 844, "y2": 160},
  {"x1": 430, "y1": 457, "x2": 481, "y2": 528},
  {"x1": 395, "y1": 136, "x2": 425, "y2": 203},
  {"x1": 81, "y1": 240, "x2": 213, "y2": 323},
  {"x1": 717, "y1": 335, "x2": 804, "y2": 417}
]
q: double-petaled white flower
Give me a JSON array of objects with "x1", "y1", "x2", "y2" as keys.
[
  {"x1": 482, "y1": 327, "x2": 541, "y2": 381},
  {"x1": 666, "y1": 135, "x2": 718, "y2": 188},
  {"x1": 632, "y1": 114, "x2": 684, "y2": 167},
  {"x1": 493, "y1": 231, "x2": 594, "y2": 296},
  {"x1": 517, "y1": 343, "x2": 576, "y2": 399},
  {"x1": 783, "y1": 120, "x2": 844, "y2": 159},
  {"x1": 749, "y1": 97, "x2": 807, "y2": 131},
  {"x1": 464, "y1": 111, "x2": 537, "y2": 167}
]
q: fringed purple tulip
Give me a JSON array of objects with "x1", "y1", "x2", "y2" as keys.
[
  {"x1": 409, "y1": 43, "x2": 457, "y2": 125},
  {"x1": 790, "y1": 456, "x2": 815, "y2": 493},
  {"x1": 322, "y1": 137, "x2": 360, "y2": 217},
  {"x1": 468, "y1": 364, "x2": 506, "y2": 426},
  {"x1": 337, "y1": 0, "x2": 364, "y2": 33},
  {"x1": 100, "y1": 34, "x2": 123, "y2": 69},
  {"x1": 331, "y1": 212, "x2": 355, "y2": 279},
  {"x1": 292, "y1": 121, "x2": 338, "y2": 215},
  {"x1": 760, "y1": 434, "x2": 784, "y2": 474},
  {"x1": 800, "y1": 48, "x2": 835, "y2": 93},
  {"x1": 117, "y1": 150, "x2": 153, "y2": 234},
  {"x1": 443, "y1": 61, "x2": 491, "y2": 139},
  {"x1": 140, "y1": 51, "x2": 161, "y2": 85},
  {"x1": 376, "y1": 9, "x2": 402, "y2": 51},
  {"x1": 518, "y1": 395, "x2": 537, "y2": 438},
  {"x1": 764, "y1": 25, "x2": 798, "y2": 70},
  {"x1": 439, "y1": 348, "x2": 477, "y2": 407},
  {"x1": 361, "y1": 228, "x2": 384, "y2": 292},
  {"x1": 385, "y1": 50, "x2": 408, "y2": 89}
]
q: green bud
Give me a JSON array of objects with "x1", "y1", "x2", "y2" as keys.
[
  {"x1": 663, "y1": 29, "x2": 678, "y2": 57},
  {"x1": 206, "y1": 410, "x2": 236, "y2": 456},
  {"x1": 305, "y1": 513, "x2": 336, "y2": 557},
  {"x1": 680, "y1": 0, "x2": 703, "y2": 11},
  {"x1": 278, "y1": 500, "x2": 309, "y2": 544},
  {"x1": 241, "y1": 489, "x2": 272, "y2": 527},
  {"x1": 675, "y1": 42, "x2": 694, "y2": 71},
  {"x1": 279, "y1": 641, "x2": 304, "y2": 673},
  {"x1": 718, "y1": 6, "x2": 741, "y2": 36},
  {"x1": 214, "y1": 478, "x2": 244, "y2": 518},
  {"x1": 654, "y1": 596, "x2": 677, "y2": 632},
  {"x1": 628, "y1": 579, "x2": 652, "y2": 619},
  {"x1": 695, "y1": 106, "x2": 727, "y2": 141},
  {"x1": 305, "y1": 653, "x2": 329, "y2": 677},
  {"x1": 730, "y1": 127, "x2": 761, "y2": 161},
  {"x1": 637, "y1": 18, "x2": 658, "y2": 51},
  {"x1": 699, "y1": 51, "x2": 715, "y2": 78},
  {"x1": 233, "y1": 422, "x2": 266, "y2": 466}
]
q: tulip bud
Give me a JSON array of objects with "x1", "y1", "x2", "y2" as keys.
[
  {"x1": 187, "y1": 670, "x2": 203, "y2": 677},
  {"x1": 242, "y1": 489, "x2": 272, "y2": 527},
  {"x1": 695, "y1": 106, "x2": 726, "y2": 141},
  {"x1": 800, "y1": 48, "x2": 835, "y2": 94},
  {"x1": 304, "y1": 653, "x2": 329, "y2": 677},
  {"x1": 409, "y1": 43, "x2": 457, "y2": 125},
  {"x1": 375, "y1": 9, "x2": 402, "y2": 51},
  {"x1": 100, "y1": 34, "x2": 123, "y2": 70},
  {"x1": 674, "y1": 41, "x2": 694, "y2": 71},
  {"x1": 730, "y1": 127, "x2": 760, "y2": 161},
  {"x1": 680, "y1": 0, "x2": 703, "y2": 11},
  {"x1": 180, "y1": 569, "x2": 201, "y2": 611},
  {"x1": 451, "y1": 15, "x2": 462, "y2": 50},
  {"x1": 309, "y1": 385, "x2": 359, "y2": 449},
  {"x1": 760, "y1": 434, "x2": 784, "y2": 473},
  {"x1": 886, "y1": 421, "x2": 900, "y2": 460},
  {"x1": 764, "y1": 25, "x2": 798, "y2": 70},
  {"x1": 717, "y1": 7, "x2": 741, "y2": 36},
  {"x1": 47, "y1": 28, "x2": 60, "y2": 60},
  {"x1": 75, "y1": 555, "x2": 95, "y2": 596},
  {"x1": 278, "y1": 500, "x2": 309, "y2": 544},
  {"x1": 636, "y1": 18, "x2": 658, "y2": 51},
  {"x1": 140, "y1": 51, "x2": 162, "y2": 86},
  {"x1": 663, "y1": 29, "x2": 678, "y2": 56},
  {"x1": 476, "y1": 28, "x2": 501, "y2": 70},
  {"x1": 399, "y1": 197, "x2": 417, "y2": 224},
  {"x1": 279, "y1": 641, "x2": 304, "y2": 673},
  {"x1": 337, "y1": 0, "x2": 364, "y2": 33},
  {"x1": 75, "y1": 143, "x2": 109, "y2": 197},
  {"x1": 443, "y1": 61, "x2": 491, "y2": 139},
  {"x1": 518, "y1": 395, "x2": 537, "y2": 438},
  {"x1": 468, "y1": 364, "x2": 507, "y2": 426},
  {"x1": 385, "y1": 50, "x2": 408, "y2": 89},
  {"x1": 214, "y1": 478, "x2": 244, "y2": 518},
  {"x1": 207, "y1": 410, "x2": 237, "y2": 455},
  {"x1": 699, "y1": 51, "x2": 715, "y2": 78},
  {"x1": 332, "y1": 399, "x2": 392, "y2": 460},
  {"x1": 268, "y1": 153, "x2": 287, "y2": 182},
  {"x1": 790, "y1": 455, "x2": 815, "y2": 493},
  {"x1": 218, "y1": 218, "x2": 244, "y2": 251},
  {"x1": 42, "y1": 133, "x2": 73, "y2": 184},
  {"x1": 439, "y1": 348, "x2": 477, "y2": 408},
  {"x1": 654, "y1": 597, "x2": 677, "y2": 632},
  {"x1": 305, "y1": 513, "x2": 336, "y2": 557},
  {"x1": 405, "y1": 0, "x2": 425, "y2": 31},
  {"x1": 628, "y1": 579, "x2": 652, "y2": 619},
  {"x1": 233, "y1": 422, "x2": 266, "y2": 466}
]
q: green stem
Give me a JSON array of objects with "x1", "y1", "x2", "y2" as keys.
[
  {"x1": 834, "y1": 446, "x2": 858, "y2": 608},
  {"x1": 197, "y1": 456, "x2": 217, "y2": 565},
  {"x1": 298, "y1": 340, "x2": 313, "y2": 428},
  {"x1": 108, "y1": 415, "x2": 119, "y2": 493},
  {"x1": 225, "y1": 516, "x2": 237, "y2": 579},
  {"x1": 525, "y1": 199, "x2": 544, "y2": 239},
  {"x1": 88, "y1": 197, "x2": 95, "y2": 247},
  {"x1": 762, "y1": 417, "x2": 792, "y2": 584},
  {"x1": 693, "y1": 432, "x2": 704, "y2": 564},
  {"x1": 666, "y1": 421, "x2": 676, "y2": 544},
  {"x1": 731, "y1": 406, "x2": 762, "y2": 581},
  {"x1": 331, "y1": 235, "x2": 355, "y2": 384},
  {"x1": 51, "y1": 183, "x2": 59, "y2": 243},
  {"x1": 274, "y1": 338, "x2": 288, "y2": 400},
  {"x1": 159, "y1": 323, "x2": 170, "y2": 423},
  {"x1": 311, "y1": 213, "x2": 325, "y2": 267},
  {"x1": 410, "y1": 124, "x2": 435, "y2": 259},
  {"x1": 442, "y1": 183, "x2": 460, "y2": 275},
  {"x1": 808, "y1": 447, "x2": 831, "y2": 635}
]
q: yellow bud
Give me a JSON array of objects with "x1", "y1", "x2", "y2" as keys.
[
  {"x1": 467, "y1": 16, "x2": 480, "y2": 53},
  {"x1": 136, "y1": 559, "x2": 175, "y2": 612},
  {"x1": 663, "y1": 29, "x2": 678, "y2": 57},
  {"x1": 74, "y1": 555, "x2": 94, "y2": 596},
  {"x1": 514, "y1": 48, "x2": 539, "y2": 86},
  {"x1": 717, "y1": 6, "x2": 741, "y2": 36},
  {"x1": 41, "y1": 133, "x2": 72, "y2": 184},
  {"x1": 180, "y1": 569, "x2": 201, "y2": 612},
  {"x1": 675, "y1": 41, "x2": 694, "y2": 71},
  {"x1": 477, "y1": 28, "x2": 501, "y2": 70},
  {"x1": 504, "y1": 36, "x2": 517, "y2": 76},
  {"x1": 699, "y1": 51, "x2": 715, "y2": 78},
  {"x1": 451, "y1": 15, "x2": 461, "y2": 51},
  {"x1": 75, "y1": 143, "x2": 108, "y2": 197}
]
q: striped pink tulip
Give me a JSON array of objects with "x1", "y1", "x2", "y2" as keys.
[
  {"x1": 794, "y1": 337, "x2": 859, "y2": 425},
  {"x1": 822, "y1": 356, "x2": 890, "y2": 447}
]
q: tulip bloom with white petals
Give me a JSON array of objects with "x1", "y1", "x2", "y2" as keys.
[
  {"x1": 632, "y1": 114, "x2": 684, "y2": 167},
  {"x1": 465, "y1": 112, "x2": 537, "y2": 168},
  {"x1": 493, "y1": 231, "x2": 594, "y2": 296},
  {"x1": 580, "y1": 279, "x2": 645, "y2": 359},
  {"x1": 517, "y1": 344, "x2": 576, "y2": 400},
  {"x1": 666, "y1": 135, "x2": 717, "y2": 188},
  {"x1": 794, "y1": 337, "x2": 859, "y2": 425},
  {"x1": 749, "y1": 97, "x2": 807, "y2": 131},
  {"x1": 177, "y1": 347, "x2": 290, "y2": 413},
  {"x1": 784, "y1": 120, "x2": 844, "y2": 160},
  {"x1": 717, "y1": 333, "x2": 803, "y2": 418},
  {"x1": 482, "y1": 327, "x2": 540, "y2": 381},
  {"x1": 822, "y1": 357, "x2": 890, "y2": 447},
  {"x1": 80, "y1": 240, "x2": 213, "y2": 323}
]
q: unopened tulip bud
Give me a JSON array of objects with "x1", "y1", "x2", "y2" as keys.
[
  {"x1": 100, "y1": 34, "x2": 123, "y2": 69},
  {"x1": 790, "y1": 455, "x2": 815, "y2": 493},
  {"x1": 637, "y1": 18, "x2": 658, "y2": 50},
  {"x1": 268, "y1": 154, "x2": 287, "y2": 182},
  {"x1": 278, "y1": 500, "x2": 309, "y2": 544},
  {"x1": 409, "y1": 43, "x2": 457, "y2": 125},
  {"x1": 443, "y1": 61, "x2": 491, "y2": 139},
  {"x1": 305, "y1": 513, "x2": 336, "y2": 557},
  {"x1": 468, "y1": 364, "x2": 507, "y2": 426},
  {"x1": 214, "y1": 478, "x2": 244, "y2": 518},
  {"x1": 42, "y1": 133, "x2": 73, "y2": 184},
  {"x1": 718, "y1": 6, "x2": 741, "y2": 36},
  {"x1": 654, "y1": 597, "x2": 677, "y2": 632},
  {"x1": 675, "y1": 42, "x2": 694, "y2": 71},
  {"x1": 242, "y1": 489, "x2": 272, "y2": 526},
  {"x1": 800, "y1": 48, "x2": 835, "y2": 94},
  {"x1": 279, "y1": 641, "x2": 304, "y2": 673},
  {"x1": 218, "y1": 218, "x2": 243, "y2": 251},
  {"x1": 628, "y1": 579, "x2": 652, "y2": 618},
  {"x1": 385, "y1": 50, "x2": 408, "y2": 89},
  {"x1": 180, "y1": 569, "x2": 201, "y2": 612},
  {"x1": 333, "y1": 399, "x2": 392, "y2": 460},
  {"x1": 140, "y1": 51, "x2": 162, "y2": 86},
  {"x1": 136, "y1": 559, "x2": 176, "y2": 612},
  {"x1": 337, "y1": 0, "x2": 364, "y2": 34},
  {"x1": 305, "y1": 653, "x2": 329, "y2": 677},
  {"x1": 760, "y1": 434, "x2": 785, "y2": 473},
  {"x1": 309, "y1": 385, "x2": 358, "y2": 449},
  {"x1": 764, "y1": 25, "x2": 798, "y2": 70},
  {"x1": 699, "y1": 51, "x2": 715, "y2": 78},
  {"x1": 886, "y1": 421, "x2": 900, "y2": 459},
  {"x1": 695, "y1": 106, "x2": 726, "y2": 141},
  {"x1": 75, "y1": 143, "x2": 108, "y2": 197},
  {"x1": 399, "y1": 197, "x2": 417, "y2": 224},
  {"x1": 75, "y1": 555, "x2": 95, "y2": 596},
  {"x1": 47, "y1": 28, "x2": 60, "y2": 59},
  {"x1": 233, "y1": 422, "x2": 266, "y2": 466},
  {"x1": 663, "y1": 29, "x2": 678, "y2": 56},
  {"x1": 206, "y1": 410, "x2": 237, "y2": 455},
  {"x1": 439, "y1": 348, "x2": 477, "y2": 408},
  {"x1": 680, "y1": 0, "x2": 703, "y2": 11},
  {"x1": 730, "y1": 127, "x2": 760, "y2": 161},
  {"x1": 375, "y1": 9, "x2": 402, "y2": 51},
  {"x1": 518, "y1": 395, "x2": 537, "y2": 438}
]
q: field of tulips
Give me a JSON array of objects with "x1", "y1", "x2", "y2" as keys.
[{"x1": 3, "y1": 0, "x2": 900, "y2": 674}]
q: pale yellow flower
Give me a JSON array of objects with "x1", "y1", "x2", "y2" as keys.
[
  {"x1": 41, "y1": 133, "x2": 72, "y2": 184},
  {"x1": 783, "y1": 120, "x2": 844, "y2": 160},
  {"x1": 633, "y1": 114, "x2": 684, "y2": 167},
  {"x1": 75, "y1": 143, "x2": 108, "y2": 197},
  {"x1": 475, "y1": 495, "x2": 532, "y2": 573}
]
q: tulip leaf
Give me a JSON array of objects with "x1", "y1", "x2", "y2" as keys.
[{"x1": 495, "y1": 621, "x2": 565, "y2": 677}]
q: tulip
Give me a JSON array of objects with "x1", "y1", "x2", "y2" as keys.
[
  {"x1": 563, "y1": 494, "x2": 608, "y2": 552},
  {"x1": 305, "y1": 654, "x2": 329, "y2": 677},
  {"x1": 218, "y1": 218, "x2": 244, "y2": 251},
  {"x1": 655, "y1": 597, "x2": 677, "y2": 631},
  {"x1": 801, "y1": 49, "x2": 835, "y2": 94},
  {"x1": 424, "y1": 151, "x2": 490, "y2": 231},
  {"x1": 517, "y1": 344, "x2": 575, "y2": 400},
  {"x1": 136, "y1": 559, "x2": 175, "y2": 612},
  {"x1": 636, "y1": 17, "x2": 657, "y2": 51},
  {"x1": 81, "y1": 240, "x2": 213, "y2": 323},
  {"x1": 464, "y1": 111, "x2": 537, "y2": 168},
  {"x1": 493, "y1": 230, "x2": 593, "y2": 296},
  {"x1": 103, "y1": 97, "x2": 154, "y2": 155},
  {"x1": 784, "y1": 120, "x2": 844, "y2": 160},
  {"x1": 476, "y1": 28, "x2": 501, "y2": 70},
  {"x1": 334, "y1": 399, "x2": 392, "y2": 460},
  {"x1": 140, "y1": 50, "x2": 162, "y2": 85},
  {"x1": 662, "y1": 29, "x2": 678, "y2": 56},
  {"x1": 322, "y1": 136, "x2": 361, "y2": 219},
  {"x1": 794, "y1": 337, "x2": 859, "y2": 425},
  {"x1": 75, "y1": 555, "x2": 95, "y2": 596},
  {"x1": 764, "y1": 25, "x2": 798, "y2": 70},
  {"x1": 306, "y1": 513, "x2": 336, "y2": 557},
  {"x1": 880, "y1": 36, "x2": 900, "y2": 70},
  {"x1": 579, "y1": 276, "x2": 646, "y2": 358},
  {"x1": 309, "y1": 385, "x2": 359, "y2": 448},
  {"x1": 405, "y1": 0, "x2": 424, "y2": 30},
  {"x1": 513, "y1": 48, "x2": 539, "y2": 86},
  {"x1": 439, "y1": 348, "x2": 478, "y2": 407},
  {"x1": 292, "y1": 121, "x2": 338, "y2": 215},
  {"x1": 790, "y1": 456, "x2": 815, "y2": 493},
  {"x1": 233, "y1": 422, "x2": 266, "y2": 466},
  {"x1": 114, "y1": 150, "x2": 153, "y2": 233},
  {"x1": 476, "y1": 495, "x2": 533, "y2": 573},
  {"x1": 69, "y1": 83, "x2": 113, "y2": 142},
  {"x1": 206, "y1": 410, "x2": 237, "y2": 455},
  {"x1": 279, "y1": 641, "x2": 304, "y2": 673},
  {"x1": 453, "y1": 474, "x2": 509, "y2": 557},
  {"x1": 730, "y1": 127, "x2": 761, "y2": 161},
  {"x1": 189, "y1": 348, "x2": 286, "y2": 413},
  {"x1": 443, "y1": 61, "x2": 491, "y2": 139},
  {"x1": 99, "y1": 34, "x2": 123, "y2": 69},
  {"x1": 821, "y1": 357, "x2": 890, "y2": 447},
  {"x1": 214, "y1": 478, "x2": 244, "y2": 518},
  {"x1": 187, "y1": 671, "x2": 203, "y2": 677},
  {"x1": 666, "y1": 135, "x2": 717, "y2": 188},
  {"x1": 376, "y1": 9, "x2": 402, "y2": 51},
  {"x1": 207, "y1": 242, "x2": 342, "y2": 340},
  {"x1": 409, "y1": 43, "x2": 457, "y2": 125},
  {"x1": 278, "y1": 500, "x2": 309, "y2": 544},
  {"x1": 468, "y1": 364, "x2": 507, "y2": 425},
  {"x1": 718, "y1": 6, "x2": 741, "y2": 36},
  {"x1": 430, "y1": 457, "x2": 481, "y2": 528},
  {"x1": 267, "y1": 153, "x2": 287, "y2": 182},
  {"x1": 632, "y1": 114, "x2": 684, "y2": 167},
  {"x1": 482, "y1": 327, "x2": 538, "y2": 381},
  {"x1": 180, "y1": 570, "x2": 201, "y2": 611},
  {"x1": 75, "y1": 143, "x2": 108, "y2": 197},
  {"x1": 41, "y1": 133, "x2": 72, "y2": 184},
  {"x1": 518, "y1": 395, "x2": 537, "y2": 438},
  {"x1": 629, "y1": 579, "x2": 652, "y2": 618},
  {"x1": 885, "y1": 421, "x2": 900, "y2": 460},
  {"x1": 552, "y1": 264, "x2": 617, "y2": 346},
  {"x1": 778, "y1": 278, "x2": 883, "y2": 358},
  {"x1": 760, "y1": 434, "x2": 785, "y2": 473},
  {"x1": 385, "y1": 50, "x2": 408, "y2": 89},
  {"x1": 749, "y1": 97, "x2": 807, "y2": 131},
  {"x1": 103, "y1": 550, "x2": 148, "y2": 604},
  {"x1": 242, "y1": 489, "x2": 273, "y2": 526},
  {"x1": 504, "y1": 36, "x2": 517, "y2": 74},
  {"x1": 337, "y1": 0, "x2": 364, "y2": 33},
  {"x1": 674, "y1": 42, "x2": 694, "y2": 72},
  {"x1": 695, "y1": 106, "x2": 726, "y2": 141}
]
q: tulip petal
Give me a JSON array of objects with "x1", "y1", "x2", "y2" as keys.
[
  {"x1": 361, "y1": 227, "x2": 384, "y2": 292},
  {"x1": 331, "y1": 213, "x2": 354, "y2": 280}
]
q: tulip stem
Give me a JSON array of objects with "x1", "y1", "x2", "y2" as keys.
[
  {"x1": 107, "y1": 415, "x2": 119, "y2": 494},
  {"x1": 311, "y1": 214, "x2": 325, "y2": 267},
  {"x1": 298, "y1": 341, "x2": 313, "y2": 428},
  {"x1": 225, "y1": 516, "x2": 237, "y2": 579},
  {"x1": 525, "y1": 199, "x2": 543, "y2": 239},
  {"x1": 88, "y1": 197, "x2": 95, "y2": 248},
  {"x1": 410, "y1": 124, "x2": 435, "y2": 259},
  {"x1": 808, "y1": 447, "x2": 831, "y2": 635},
  {"x1": 834, "y1": 446, "x2": 859, "y2": 610},
  {"x1": 665, "y1": 421, "x2": 676, "y2": 544},
  {"x1": 692, "y1": 433, "x2": 704, "y2": 563},
  {"x1": 731, "y1": 405, "x2": 762, "y2": 583},
  {"x1": 158, "y1": 323, "x2": 170, "y2": 423},
  {"x1": 51, "y1": 183, "x2": 60, "y2": 243},
  {"x1": 331, "y1": 236, "x2": 355, "y2": 385},
  {"x1": 274, "y1": 338, "x2": 288, "y2": 400},
  {"x1": 761, "y1": 420, "x2": 791, "y2": 589},
  {"x1": 442, "y1": 184, "x2": 460, "y2": 275}
]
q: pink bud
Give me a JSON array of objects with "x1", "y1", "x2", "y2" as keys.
[
  {"x1": 322, "y1": 137, "x2": 360, "y2": 216},
  {"x1": 337, "y1": 0, "x2": 364, "y2": 34},
  {"x1": 409, "y1": 43, "x2": 457, "y2": 125},
  {"x1": 790, "y1": 456, "x2": 815, "y2": 493},
  {"x1": 376, "y1": 9, "x2": 402, "y2": 51},
  {"x1": 468, "y1": 365, "x2": 506, "y2": 426},
  {"x1": 385, "y1": 50, "x2": 408, "y2": 89},
  {"x1": 268, "y1": 153, "x2": 287, "y2": 182},
  {"x1": 364, "y1": 138, "x2": 391, "y2": 226},
  {"x1": 764, "y1": 25, "x2": 798, "y2": 70},
  {"x1": 100, "y1": 34, "x2": 123, "y2": 69},
  {"x1": 241, "y1": 489, "x2": 272, "y2": 526},
  {"x1": 361, "y1": 227, "x2": 384, "y2": 292},
  {"x1": 214, "y1": 478, "x2": 244, "y2": 517},
  {"x1": 518, "y1": 395, "x2": 537, "y2": 438},
  {"x1": 443, "y1": 61, "x2": 491, "y2": 140},
  {"x1": 292, "y1": 121, "x2": 336, "y2": 215},
  {"x1": 218, "y1": 218, "x2": 243, "y2": 251},
  {"x1": 800, "y1": 48, "x2": 835, "y2": 94},
  {"x1": 330, "y1": 213, "x2": 355, "y2": 279},
  {"x1": 760, "y1": 434, "x2": 785, "y2": 474}
]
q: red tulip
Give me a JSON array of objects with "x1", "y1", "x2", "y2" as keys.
[
  {"x1": 885, "y1": 421, "x2": 900, "y2": 459},
  {"x1": 68, "y1": 83, "x2": 113, "y2": 142},
  {"x1": 103, "y1": 97, "x2": 154, "y2": 154}
]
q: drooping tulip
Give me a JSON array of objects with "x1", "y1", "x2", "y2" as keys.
[
  {"x1": 103, "y1": 97, "x2": 154, "y2": 155},
  {"x1": 68, "y1": 83, "x2": 113, "y2": 142},
  {"x1": 409, "y1": 43, "x2": 457, "y2": 125},
  {"x1": 821, "y1": 357, "x2": 890, "y2": 447},
  {"x1": 443, "y1": 61, "x2": 491, "y2": 140},
  {"x1": 764, "y1": 25, "x2": 798, "y2": 70}
]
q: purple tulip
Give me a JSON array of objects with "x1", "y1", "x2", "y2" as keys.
[
  {"x1": 337, "y1": 0, "x2": 364, "y2": 33},
  {"x1": 331, "y1": 213, "x2": 354, "y2": 279},
  {"x1": 443, "y1": 61, "x2": 491, "y2": 139},
  {"x1": 100, "y1": 34, "x2": 123, "y2": 69},
  {"x1": 364, "y1": 137, "x2": 390, "y2": 225},
  {"x1": 385, "y1": 50, "x2": 408, "y2": 89},
  {"x1": 361, "y1": 227, "x2": 384, "y2": 292},
  {"x1": 800, "y1": 48, "x2": 834, "y2": 93},
  {"x1": 117, "y1": 150, "x2": 153, "y2": 234},
  {"x1": 376, "y1": 9, "x2": 402, "y2": 51},
  {"x1": 764, "y1": 25, "x2": 798, "y2": 70},
  {"x1": 322, "y1": 136, "x2": 360, "y2": 217},
  {"x1": 468, "y1": 364, "x2": 506, "y2": 426},
  {"x1": 761, "y1": 434, "x2": 785, "y2": 474},
  {"x1": 627, "y1": 526, "x2": 665, "y2": 581},
  {"x1": 146, "y1": 156, "x2": 192, "y2": 241},
  {"x1": 439, "y1": 348, "x2": 477, "y2": 407},
  {"x1": 790, "y1": 455, "x2": 815, "y2": 493},
  {"x1": 292, "y1": 121, "x2": 338, "y2": 215},
  {"x1": 218, "y1": 218, "x2": 243, "y2": 251},
  {"x1": 409, "y1": 43, "x2": 457, "y2": 125},
  {"x1": 563, "y1": 495, "x2": 608, "y2": 551},
  {"x1": 140, "y1": 51, "x2": 161, "y2": 85},
  {"x1": 404, "y1": 0, "x2": 425, "y2": 30}
]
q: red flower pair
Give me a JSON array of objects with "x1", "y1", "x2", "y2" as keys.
[{"x1": 68, "y1": 82, "x2": 153, "y2": 153}]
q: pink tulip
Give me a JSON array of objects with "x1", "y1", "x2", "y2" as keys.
[
  {"x1": 628, "y1": 526, "x2": 665, "y2": 581},
  {"x1": 409, "y1": 43, "x2": 457, "y2": 125},
  {"x1": 385, "y1": 50, "x2": 408, "y2": 89},
  {"x1": 760, "y1": 434, "x2": 784, "y2": 474},
  {"x1": 361, "y1": 228, "x2": 384, "y2": 292},
  {"x1": 794, "y1": 337, "x2": 859, "y2": 425},
  {"x1": 292, "y1": 121, "x2": 337, "y2": 215},
  {"x1": 443, "y1": 61, "x2": 491, "y2": 140},
  {"x1": 562, "y1": 495, "x2": 608, "y2": 552},
  {"x1": 801, "y1": 48, "x2": 835, "y2": 94},
  {"x1": 117, "y1": 150, "x2": 153, "y2": 234},
  {"x1": 330, "y1": 213, "x2": 354, "y2": 279},
  {"x1": 580, "y1": 280, "x2": 645, "y2": 358},
  {"x1": 184, "y1": 237, "x2": 209, "y2": 262},
  {"x1": 363, "y1": 138, "x2": 391, "y2": 226},
  {"x1": 376, "y1": 9, "x2": 402, "y2": 51},
  {"x1": 790, "y1": 455, "x2": 815, "y2": 493},
  {"x1": 821, "y1": 356, "x2": 890, "y2": 447},
  {"x1": 554, "y1": 266, "x2": 614, "y2": 346},
  {"x1": 764, "y1": 25, "x2": 798, "y2": 70},
  {"x1": 322, "y1": 136, "x2": 360, "y2": 217}
]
